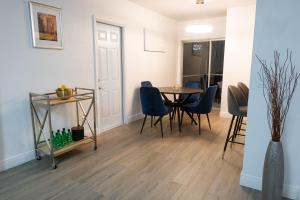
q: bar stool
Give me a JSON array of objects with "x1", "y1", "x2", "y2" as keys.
[
  {"x1": 237, "y1": 82, "x2": 249, "y2": 133},
  {"x1": 237, "y1": 82, "x2": 249, "y2": 100},
  {"x1": 222, "y1": 85, "x2": 247, "y2": 159}
]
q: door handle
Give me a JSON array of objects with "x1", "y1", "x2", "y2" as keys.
[{"x1": 98, "y1": 87, "x2": 102, "y2": 90}]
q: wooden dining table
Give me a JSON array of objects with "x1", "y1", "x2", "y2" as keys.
[{"x1": 158, "y1": 87, "x2": 203, "y2": 132}]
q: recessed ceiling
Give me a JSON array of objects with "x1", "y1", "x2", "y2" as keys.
[{"x1": 129, "y1": 0, "x2": 256, "y2": 20}]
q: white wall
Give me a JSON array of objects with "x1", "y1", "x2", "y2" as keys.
[
  {"x1": 0, "y1": 0, "x2": 178, "y2": 171},
  {"x1": 220, "y1": 5, "x2": 256, "y2": 117},
  {"x1": 176, "y1": 17, "x2": 227, "y2": 84},
  {"x1": 241, "y1": 0, "x2": 300, "y2": 199}
]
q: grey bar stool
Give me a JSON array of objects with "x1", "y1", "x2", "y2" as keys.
[
  {"x1": 237, "y1": 82, "x2": 249, "y2": 131},
  {"x1": 237, "y1": 82, "x2": 249, "y2": 103},
  {"x1": 222, "y1": 85, "x2": 247, "y2": 159}
]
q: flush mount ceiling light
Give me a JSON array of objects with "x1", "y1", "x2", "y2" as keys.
[
  {"x1": 185, "y1": 25, "x2": 213, "y2": 33},
  {"x1": 196, "y1": 0, "x2": 212, "y2": 5},
  {"x1": 196, "y1": 0, "x2": 205, "y2": 4}
]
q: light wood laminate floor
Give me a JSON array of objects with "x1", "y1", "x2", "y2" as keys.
[{"x1": 0, "y1": 111, "x2": 267, "y2": 200}]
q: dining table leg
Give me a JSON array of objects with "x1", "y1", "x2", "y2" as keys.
[
  {"x1": 169, "y1": 112, "x2": 173, "y2": 131},
  {"x1": 158, "y1": 89, "x2": 202, "y2": 133},
  {"x1": 172, "y1": 108, "x2": 176, "y2": 121}
]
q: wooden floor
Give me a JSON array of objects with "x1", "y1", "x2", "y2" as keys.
[{"x1": 0, "y1": 111, "x2": 264, "y2": 200}]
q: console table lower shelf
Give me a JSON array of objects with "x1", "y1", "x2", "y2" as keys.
[{"x1": 38, "y1": 136, "x2": 95, "y2": 158}]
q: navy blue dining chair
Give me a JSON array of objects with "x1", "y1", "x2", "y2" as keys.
[
  {"x1": 180, "y1": 85, "x2": 217, "y2": 135},
  {"x1": 140, "y1": 87, "x2": 173, "y2": 138},
  {"x1": 182, "y1": 81, "x2": 202, "y2": 103},
  {"x1": 141, "y1": 81, "x2": 153, "y2": 87},
  {"x1": 173, "y1": 81, "x2": 202, "y2": 124},
  {"x1": 141, "y1": 81, "x2": 156, "y2": 126}
]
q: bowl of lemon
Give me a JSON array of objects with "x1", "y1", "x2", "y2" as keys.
[{"x1": 56, "y1": 85, "x2": 73, "y2": 100}]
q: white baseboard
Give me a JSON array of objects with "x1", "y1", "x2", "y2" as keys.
[
  {"x1": 240, "y1": 172, "x2": 300, "y2": 200},
  {"x1": 240, "y1": 173, "x2": 262, "y2": 191},
  {"x1": 0, "y1": 150, "x2": 35, "y2": 172},
  {"x1": 219, "y1": 111, "x2": 231, "y2": 118},
  {"x1": 126, "y1": 112, "x2": 143, "y2": 124}
]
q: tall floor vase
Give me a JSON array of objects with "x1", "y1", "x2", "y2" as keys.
[{"x1": 262, "y1": 140, "x2": 284, "y2": 200}]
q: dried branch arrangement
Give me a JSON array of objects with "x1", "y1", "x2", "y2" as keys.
[{"x1": 257, "y1": 50, "x2": 300, "y2": 141}]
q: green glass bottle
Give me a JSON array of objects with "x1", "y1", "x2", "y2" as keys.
[
  {"x1": 51, "y1": 131, "x2": 57, "y2": 149},
  {"x1": 67, "y1": 129, "x2": 73, "y2": 144},
  {"x1": 62, "y1": 128, "x2": 67, "y2": 146},
  {"x1": 56, "y1": 130, "x2": 62, "y2": 148}
]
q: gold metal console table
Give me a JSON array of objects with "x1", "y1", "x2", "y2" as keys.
[{"x1": 29, "y1": 87, "x2": 97, "y2": 169}]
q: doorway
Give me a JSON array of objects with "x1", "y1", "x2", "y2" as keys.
[
  {"x1": 182, "y1": 39, "x2": 225, "y2": 107},
  {"x1": 94, "y1": 22, "x2": 124, "y2": 132}
]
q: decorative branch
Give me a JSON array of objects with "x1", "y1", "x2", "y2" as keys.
[{"x1": 256, "y1": 50, "x2": 299, "y2": 141}]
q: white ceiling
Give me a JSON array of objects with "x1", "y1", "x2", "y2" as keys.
[{"x1": 129, "y1": 0, "x2": 256, "y2": 20}]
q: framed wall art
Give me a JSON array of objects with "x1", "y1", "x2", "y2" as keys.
[
  {"x1": 29, "y1": 1, "x2": 63, "y2": 49},
  {"x1": 143, "y1": 28, "x2": 166, "y2": 53}
]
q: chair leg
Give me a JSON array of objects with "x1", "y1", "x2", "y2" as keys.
[
  {"x1": 159, "y1": 117, "x2": 164, "y2": 138},
  {"x1": 230, "y1": 116, "x2": 240, "y2": 148},
  {"x1": 206, "y1": 114, "x2": 211, "y2": 131},
  {"x1": 154, "y1": 117, "x2": 160, "y2": 126},
  {"x1": 234, "y1": 116, "x2": 243, "y2": 142},
  {"x1": 151, "y1": 116, "x2": 153, "y2": 128},
  {"x1": 140, "y1": 115, "x2": 147, "y2": 134},
  {"x1": 239, "y1": 116, "x2": 246, "y2": 131},
  {"x1": 222, "y1": 115, "x2": 235, "y2": 159},
  {"x1": 169, "y1": 113, "x2": 173, "y2": 131},
  {"x1": 191, "y1": 113, "x2": 194, "y2": 125},
  {"x1": 186, "y1": 112, "x2": 197, "y2": 125},
  {"x1": 237, "y1": 116, "x2": 244, "y2": 133},
  {"x1": 180, "y1": 110, "x2": 184, "y2": 128},
  {"x1": 197, "y1": 114, "x2": 201, "y2": 135},
  {"x1": 234, "y1": 116, "x2": 240, "y2": 136},
  {"x1": 236, "y1": 116, "x2": 243, "y2": 136}
]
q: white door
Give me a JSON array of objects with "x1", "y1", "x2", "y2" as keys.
[{"x1": 96, "y1": 23, "x2": 123, "y2": 132}]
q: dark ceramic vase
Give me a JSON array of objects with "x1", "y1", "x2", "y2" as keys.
[{"x1": 262, "y1": 140, "x2": 284, "y2": 200}]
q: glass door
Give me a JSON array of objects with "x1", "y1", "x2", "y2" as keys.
[
  {"x1": 182, "y1": 42, "x2": 209, "y2": 91},
  {"x1": 209, "y1": 40, "x2": 225, "y2": 105},
  {"x1": 182, "y1": 40, "x2": 225, "y2": 107}
]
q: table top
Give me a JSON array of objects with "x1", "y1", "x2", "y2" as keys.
[{"x1": 158, "y1": 87, "x2": 203, "y2": 94}]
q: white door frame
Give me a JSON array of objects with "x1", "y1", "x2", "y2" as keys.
[{"x1": 92, "y1": 16, "x2": 126, "y2": 134}]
